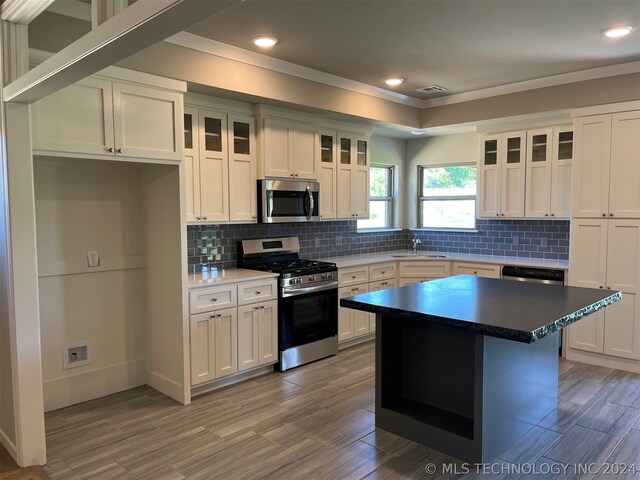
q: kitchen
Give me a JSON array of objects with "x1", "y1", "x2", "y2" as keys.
[{"x1": 1, "y1": 0, "x2": 640, "y2": 478}]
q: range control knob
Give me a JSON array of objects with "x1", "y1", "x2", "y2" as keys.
[
  {"x1": 321, "y1": 273, "x2": 327, "y2": 280},
  {"x1": 296, "y1": 278, "x2": 302, "y2": 284},
  {"x1": 308, "y1": 275, "x2": 315, "y2": 281}
]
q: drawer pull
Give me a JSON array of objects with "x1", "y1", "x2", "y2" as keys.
[
  {"x1": 473, "y1": 271, "x2": 478, "y2": 274},
  {"x1": 255, "y1": 306, "x2": 259, "y2": 310},
  {"x1": 352, "y1": 275, "x2": 356, "y2": 279},
  {"x1": 381, "y1": 271, "x2": 386, "y2": 274},
  {"x1": 351, "y1": 287, "x2": 359, "y2": 292},
  {"x1": 381, "y1": 282, "x2": 387, "y2": 286},
  {"x1": 260, "y1": 305, "x2": 265, "y2": 309},
  {"x1": 210, "y1": 313, "x2": 221, "y2": 318},
  {"x1": 211, "y1": 298, "x2": 218, "y2": 302},
  {"x1": 256, "y1": 291, "x2": 261, "y2": 295}
]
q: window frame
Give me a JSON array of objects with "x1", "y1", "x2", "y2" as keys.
[
  {"x1": 357, "y1": 164, "x2": 394, "y2": 231},
  {"x1": 418, "y1": 162, "x2": 477, "y2": 231}
]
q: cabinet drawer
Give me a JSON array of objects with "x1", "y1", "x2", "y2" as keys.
[
  {"x1": 452, "y1": 262, "x2": 501, "y2": 279},
  {"x1": 238, "y1": 280, "x2": 277, "y2": 305},
  {"x1": 189, "y1": 285, "x2": 237, "y2": 314},
  {"x1": 398, "y1": 261, "x2": 450, "y2": 278},
  {"x1": 339, "y1": 284, "x2": 368, "y2": 297},
  {"x1": 369, "y1": 278, "x2": 397, "y2": 291},
  {"x1": 369, "y1": 262, "x2": 396, "y2": 281},
  {"x1": 339, "y1": 266, "x2": 369, "y2": 287}
]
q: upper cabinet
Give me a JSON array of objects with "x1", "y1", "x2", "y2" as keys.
[
  {"x1": 336, "y1": 132, "x2": 370, "y2": 219},
  {"x1": 184, "y1": 104, "x2": 257, "y2": 224},
  {"x1": 525, "y1": 126, "x2": 573, "y2": 218},
  {"x1": 259, "y1": 117, "x2": 318, "y2": 180},
  {"x1": 318, "y1": 130, "x2": 338, "y2": 220},
  {"x1": 478, "y1": 131, "x2": 526, "y2": 218},
  {"x1": 32, "y1": 76, "x2": 184, "y2": 163},
  {"x1": 572, "y1": 110, "x2": 640, "y2": 219}
]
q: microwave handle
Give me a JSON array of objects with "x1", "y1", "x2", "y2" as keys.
[
  {"x1": 267, "y1": 190, "x2": 274, "y2": 218},
  {"x1": 305, "y1": 186, "x2": 314, "y2": 221}
]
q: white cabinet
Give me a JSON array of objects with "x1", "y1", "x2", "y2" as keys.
[
  {"x1": 237, "y1": 300, "x2": 278, "y2": 372},
  {"x1": 260, "y1": 117, "x2": 318, "y2": 180},
  {"x1": 184, "y1": 106, "x2": 257, "y2": 223},
  {"x1": 369, "y1": 262, "x2": 396, "y2": 282},
  {"x1": 550, "y1": 126, "x2": 574, "y2": 219},
  {"x1": 337, "y1": 132, "x2": 370, "y2": 219},
  {"x1": 368, "y1": 278, "x2": 397, "y2": 332},
  {"x1": 572, "y1": 110, "x2": 640, "y2": 218},
  {"x1": 398, "y1": 261, "x2": 451, "y2": 282},
  {"x1": 568, "y1": 219, "x2": 640, "y2": 360},
  {"x1": 478, "y1": 131, "x2": 526, "y2": 218},
  {"x1": 452, "y1": 262, "x2": 501, "y2": 278},
  {"x1": 318, "y1": 131, "x2": 337, "y2": 220},
  {"x1": 32, "y1": 77, "x2": 183, "y2": 162},
  {"x1": 189, "y1": 307, "x2": 238, "y2": 385},
  {"x1": 339, "y1": 283, "x2": 369, "y2": 341}
]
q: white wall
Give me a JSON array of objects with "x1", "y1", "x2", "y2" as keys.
[
  {"x1": 370, "y1": 136, "x2": 405, "y2": 229},
  {"x1": 403, "y1": 132, "x2": 479, "y2": 228},
  {"x1": 35, "y1": 159, "x2": 148, "y2": 411}
]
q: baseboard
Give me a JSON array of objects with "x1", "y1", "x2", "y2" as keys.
[
  {"x1": 43, "y1": 358, "x2": 147, "y2": 412},
  {"x1": 0, "y1": 428, "x2": 18, "y2": 463},
  {"x1": 190, "y1": 364, "x2": 275, "y2": 399},
  {"x1": 338, "y1": 333, "x2": 375, "y2": 351},
  {"x1": 147, "y1": 369, "x2": 189, "y2": 405},
  {"x1": 565, "y1": 348, "x2": 640, "y2": 373}
]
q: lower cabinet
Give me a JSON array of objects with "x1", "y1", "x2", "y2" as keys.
[
  {"x1": 398, "y1": 261, "x2": 450, "y2": 286},
  {"x1": 189, "y1": 307, "x2": 238, "y2": 385},
  {"x1": 368, "y1": 278, "x2": 397, "y2": 331},
  {"x1": 452, "y1": 262, "x2": 501, "y2": 278},
  {"x1": 237, "y1": 300, "x2": 278, "y2": 371},
  {"x1": 339, "y1": 283, "x2": 369, "y2": 341}
]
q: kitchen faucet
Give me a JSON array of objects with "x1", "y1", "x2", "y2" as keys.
[{"x1": 411, "y1": 234, "x2": 422, "y2": 254}]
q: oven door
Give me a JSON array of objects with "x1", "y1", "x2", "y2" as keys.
[
  {"x1": 279, "y1": 284, "x2": 338, "y2": 350},
  {"x1": 261, "y1": 179, "x2": 319, "y2": 223}
]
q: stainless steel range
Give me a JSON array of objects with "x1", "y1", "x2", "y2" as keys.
[{"x1": 239, "y1": 237, "x2": 338, "y2": 371}]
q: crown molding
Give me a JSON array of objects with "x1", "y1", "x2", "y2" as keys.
[
  {"x1": 422, "y1": 61, "x2": 640, "y2": 108},
  {"x1": 164, "y1": 32, "x2": 424, "y2": 108}
]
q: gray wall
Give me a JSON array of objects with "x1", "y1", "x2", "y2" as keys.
[{"x1": 370, "y1": 135, "x2": 405, "y2": 229}]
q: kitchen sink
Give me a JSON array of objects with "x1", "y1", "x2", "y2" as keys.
[{"x1": 391, "y1": 254, "x2": 447, "y2": 259}]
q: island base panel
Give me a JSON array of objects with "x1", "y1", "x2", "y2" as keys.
[{"x1": 376, "y1": 314, "x2": 559, "y2": 463}]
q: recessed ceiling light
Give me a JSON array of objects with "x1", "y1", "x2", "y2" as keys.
[
  {"x1": 253, "y1": 36, "x2": 278, "y2": 47},
  {"x1": 602, "y1": 25, "x2": 633, "y2": 38},
  {"x1": 384, "y1": 77, "x2": 404, "y2": 87},
  {"x1": 410, "y1": 131, "x2": 425, "y2": 136}
]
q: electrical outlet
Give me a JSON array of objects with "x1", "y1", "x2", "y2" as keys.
[
  {"x1": 87, "y1": 250, "x2": 100, "y2": 267},
  {"x1": 315, "y1": 236, "x2": 321, "y2": 248},
  {"x1": 540, "y1": 237, "x2": 548, "y2": 248},
  {"x1": 512, "y1": 235, "x2": 519, "y2": 246},
  {"x1": 335, "y1": 235, "x2": 342, "y2": 246},
  {"x1": 63, "y1": 342, "x2": 92, "y2": 369}
]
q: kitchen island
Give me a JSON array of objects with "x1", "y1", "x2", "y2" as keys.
[{"x1": 340, "y1": 275, "x2": 621, "y2": 463}]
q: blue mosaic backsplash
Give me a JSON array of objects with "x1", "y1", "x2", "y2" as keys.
[
  {"x1": 187, "y1": 219, "x2": 569, "y2": 272},
  {"x1": 411, "y1": 219, "x2": 569, "y2": 260}
]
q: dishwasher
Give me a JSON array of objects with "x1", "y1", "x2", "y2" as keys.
[{"x1": 501, "y1": 265, "x2": 566, "y2": 354}]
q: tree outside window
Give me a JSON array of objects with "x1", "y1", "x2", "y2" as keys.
[{"x1": 419, "y1": 164, "x2": 476, "y2": 229}]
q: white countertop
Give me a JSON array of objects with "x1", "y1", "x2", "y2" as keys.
[
  {"x1": 321, "y1": 250, "x2": 569, "y2": 270},
  {"x1": 187, "y1": 269, "x2": 279, "y2": 289}
]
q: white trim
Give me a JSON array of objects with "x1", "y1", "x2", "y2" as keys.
[
  {"x1": 564, "y1": 348, "x2": 640, "y2": 374},
  {"x1": 571, "y1": 100, "x2": 640, "y2": 118},
  {"x1": 147, "y1": 369, "x2": 189, "y2": 405},
  {"x1": 0, "y1": 428, "x2": 17, "y2": 461},
  {"x1": 423, "y1": 61, "x2": 640, "y2": 108},
  {"x1": 189, "y1": 364, "x2": 275, "y2": 398},
  {"x1": 1, "y1": 0, "x2": 54, "y2": 24},
  {"x1": 46, "y1": 0, "x2": 91, "y2": 22},
  {"x1": 38, "y1": 254, "x2": 145, "y2": 277},
  {"x1": 33, "y1": 150, "x2": 182, "y2": 165},
  {"x1": 96, "y1": 66, "x2": 187, "y2": 92},
  {"x1": 165, "y1": 32, "x2": 424, "y2": 108}
]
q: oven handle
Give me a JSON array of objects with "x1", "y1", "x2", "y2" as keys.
[{"x1": 281, "y1": 282, "x2": 337, "y2": 297}]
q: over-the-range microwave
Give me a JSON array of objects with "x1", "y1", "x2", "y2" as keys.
[{"x1": 259, "y1": 179, "x2": 320, "y2": 223}]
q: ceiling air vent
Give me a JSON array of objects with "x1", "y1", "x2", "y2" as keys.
[{"x1": 416, "y1": 85, "x2": 447, "y2": 95}]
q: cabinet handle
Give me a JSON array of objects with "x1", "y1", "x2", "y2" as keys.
[
  {"x1": 501, "y1": 213, "x2": 505, "y2": 216},
  {"x1": 602, "y1": 213, "x2": 606, "y2": 217},
  {"x1": 495, "y1": 213, "x2": 499, "y2": 217},
  {"x1": 381, "y1": 282, "x2": 387, "y2": 286},
  {"x1": 550, "y1": 213, "x2": 555, "y2": 217},
  {"x1": 210, "y1": 314, "x2": 215, "y2": 318},
  {"x1": 256, "y1": 291, "x2": 261, "y2": 295},
  {"x1": 607, "y1": 286, "x2": 611, "y2": 290},
  {"x1": 381, "y1": 271, "x2": 385, "y2": 274},
  {"x1": 202, "y1": 216, "x2": 207, "y2": 220},
  {"x1": 116, "y1": 148, "x2": 123, "y2": 154},
  {"x1": 252, "y1": 215, "x2": 257, "y2": 220},
  {"x1": 609, "y1": 213, "x2": 614, "y2": 217},
  {"x1": 351, "y1": 287, "x2": 359, "y2": 292},
  {"x1": 599, "y1": 286, "x2": 604, "y2": 289},
  {"x1": 545, "y1": 214, "x2": 549, "y2": 217},
  {"x1": 211, "y1": 298, "x2": 217, "y2": 302},
  {"x1": 107, "y1": 147, "x2": 114, "y2": 153},
  {"x1": 352, "y1": 275, "x2": 356, "y2": 279},
  {"x1": 294, "y1": 173, "x2": 299, "y2": 177},
  {"x1": 196, "y1": 216, "x2": 201, "y2": 220},
  {"x1": 290, "y1": 173, "x2": 294, "y2": 177},
  {"x1": 473, "y1": 271, "x2": 478, "y2": 274},
  {"x1": 355, "y1": 214, "x2": 359, "y2": 217},
  {"x1": 260, "y1": 305, "x2": 265, "y2": 309},
  {"x1": 254, "y1": 306, "x2": 259, "y2": 310}
]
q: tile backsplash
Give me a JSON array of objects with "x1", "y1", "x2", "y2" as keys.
[{"x1": 188, "y1": 219, "x2": 569, "y2": 272}]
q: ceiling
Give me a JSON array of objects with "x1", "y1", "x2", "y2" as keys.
[{"x1": 186, "y1": 0, "x2": 640, "y2": 100}]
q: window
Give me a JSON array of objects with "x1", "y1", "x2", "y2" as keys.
[
  {"x1": 419, "y1": 164, "x2": 477, "y2": 230},
  {"x1": 358, "y1": 166, "x2": 393, "y2": 229}
]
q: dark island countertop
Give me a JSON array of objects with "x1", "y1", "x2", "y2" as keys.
[{"x1": 340, "y1": 275, "x2": 621, "y2": 343}]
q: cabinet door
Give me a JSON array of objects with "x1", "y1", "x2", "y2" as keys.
[
  {"x1": 351, "y1": 284, "x2": 370, "y2": 337},
  {"x1": 262, "y1": 117, "x2": 293, "y2": 178},
  {"x1": 525, "y1": 129, "x2": 552, "y2": 218},
  {"x1": 478, "y1": 134, "x2": 501, "y2": 218},
  {"x1": 609, "y1": 111, "x2": 640, "y2": 218},
  {"x1": 198, "y1": 110, "x2": 229, "y2": 222},
  {"x1": 292, "y1": 122, "x2": 319, "y2": 180},
  {"x1": 214, "y1": 308, "x2": 238, "y2": 378},
  {"x1": 112, "y1": 83, "x2": 182, "y2": 161},
  {"x1": 452, "y1": 262, "x2": 501, "y2": 278},
  {"x1": 31, "y1": 77, "x2": 115, "y2": 156},
  {"x1": 258, "y1": 300, "x2": 278, "y2": 365},
  {"x1": 336, "y1": 135, "x2": 354, "y2": 219},
  {"x1": 338, "y1": 286, "x2": 355, "y2": 341},
  {"x1": 318, "y1": 132, "x2": 337, "y2": 220},
  {"x1": 352, "y1": 137, "x2": 370, "y2": 219},
  {"x1": 603, "y1": 220, "x2": 640, "y2": 359},
  {"x1": 572, "y1": 115, "x2": 611, "y2": 218},
  {"x1": 501, "y1": 131, "x2": 526, "y2": 218},
  {"x1": 190, "y1": 312, "x2": 216, "y2": 385},
  {"x1": 368, "y1": 279, "x2": 397, "y2": 332},
  {"x1": 550, "y1": 127, "x2": 573, "y2": 219},
  {"x1": 237, "y1": 305, "x2": 259, "y2": 372},
  {"x1": 228, "y1": 114, "x2": 257, "y2": 222},
  {"x1": 567, "y1": 219, "x2": 607, "y2": 353},
  {"x1": 184, "y1": 108, "x2": 201, "y2": 222}
]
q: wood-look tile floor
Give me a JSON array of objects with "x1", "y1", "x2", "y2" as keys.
[{"x1": 43, "y1": 343, "x2": 640, "y2": 480}]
